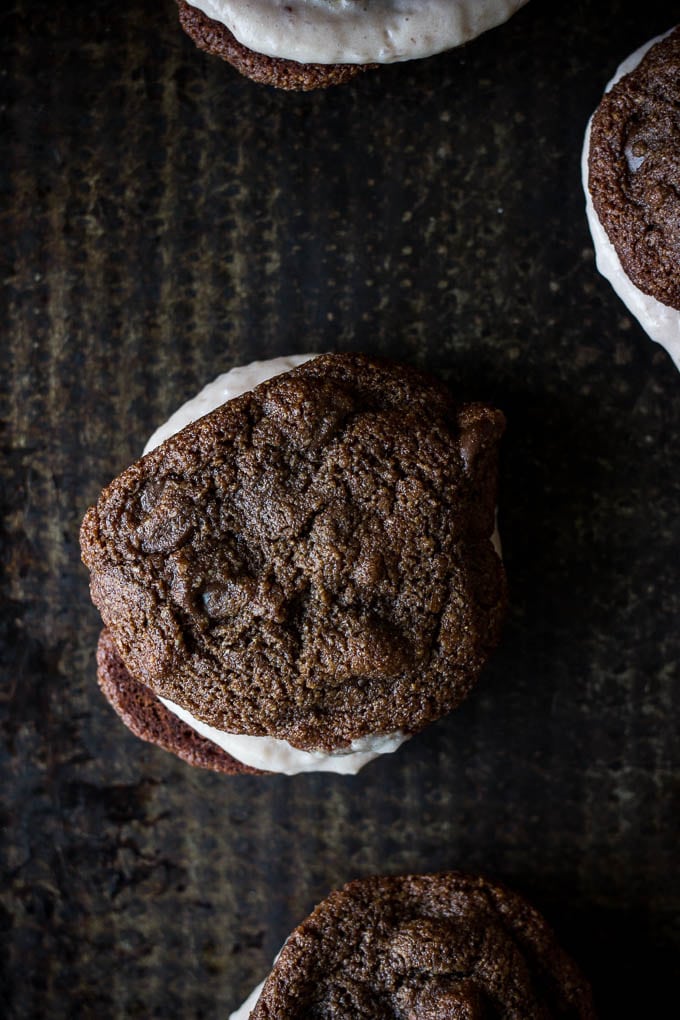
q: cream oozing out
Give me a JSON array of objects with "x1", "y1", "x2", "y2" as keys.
[
  {"x1": 185, "y1": 0, "x2": 529, "y2": 66},
  {"x1": 145, "y1": 354, "x2": 407, "y2": 775},
  {"x1": 582, "y1": 29, "x2": 680, "y2": 370},
  {"x1": 158, "y1": 695, "x2": 407, "y2": 774}
]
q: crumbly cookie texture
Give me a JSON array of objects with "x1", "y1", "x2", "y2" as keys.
[
  {"x1": 247, "y1": 872, "x2": 597, "y2": 1019},
  {"x1": 81, "y1": 353, "x2": 505, "y2": 753},
  {"x1": 176, "y1": 0, "x2": 370, "y2": 91},
  {"x1": 588, "y1": 27, "x2": 680, "y2": 309}
]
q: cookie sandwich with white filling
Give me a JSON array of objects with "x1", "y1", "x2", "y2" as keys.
[
  {"x1": 177, "y1": 0, "x2": 530, "y2": 90},
  {"x1": 81, "y1": 353, "x2": 506, "y2": 775},
  {"x1": 229, "y1": 871, "x2": 597, "y2": 1018},
  {"x1": 583, "y1": 27, "x2": 680, "y2": 369}
]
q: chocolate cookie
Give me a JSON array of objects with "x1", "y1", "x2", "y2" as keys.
[
  {"x1": 176, "y1": 1, "x2": 370, "y2": 91},
  {"x1": 240, "y1": 872, "x2": 596, "y2": 1019},
  {"x1": 588, "y1": 27, "x2": 680, "y2": 310},
  {"x1": 81, "y1": 353, "x2": 505, "y2": 760}
]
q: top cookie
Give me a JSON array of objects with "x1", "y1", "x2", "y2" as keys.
[
  {"x1": 588, "y1": 27, "x2": 680, "y2": 309},
  {"x1": 80, "y1": 354, "x2": 505, "y2": 753},
  {"x1": 248, "y1": 872, "x2": 596, "y2": 1019}
]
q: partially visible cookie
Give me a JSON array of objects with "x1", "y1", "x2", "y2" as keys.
[
  {"x1": 231, "y1": 871, "x2": 597, "y2": 1019},
  {"x1": 176, "y1": 0, "x2": 530, "y2": 91},
  {"x1": 583, "y1": 27, "x2": 680, "y2": 367}
]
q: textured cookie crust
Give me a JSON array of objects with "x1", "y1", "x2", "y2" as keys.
[
  {"x1": 97, "y1": 628, "x2": 261, "y2": 774},
  {"x1": 588, "y1": 27, "x2": 680, "y2": 309},
  {"x1": 250, "y1": 872, "x2": 597, "y2": 1019},
  {"x1": 176, "y1": 0, "x2": 371, "y2": 91},
  {"x1": 81, "y1": 353, "x2": 506, "y2": 752}
]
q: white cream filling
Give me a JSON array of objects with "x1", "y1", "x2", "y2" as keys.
[
  {"x1": 185, "y1": 0, "x2": 529, "y2": 66},
  {"x1": 158, "y1": 695, "x2": 406, "y2": 774},
  {"x1": 145, "y1": 353, "x2": 407, "y2": 775},
  {"x1": 582, "y1": 29, "x2": 680, "y2": 370}
]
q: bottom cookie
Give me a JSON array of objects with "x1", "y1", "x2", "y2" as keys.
[{"x1": 176, "y1": 0, "x2": 371, "y2": 91}]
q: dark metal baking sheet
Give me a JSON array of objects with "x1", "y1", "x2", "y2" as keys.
[{"x1": 1, "y1": 1, "x2": 678, "y2": 1016}]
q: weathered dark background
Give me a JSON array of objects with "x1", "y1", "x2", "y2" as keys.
[{"x1": 1, "y1": 1, "x2": 678, "y2": 1016}]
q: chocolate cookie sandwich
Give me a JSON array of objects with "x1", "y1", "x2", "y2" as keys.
[
  {"x1": 583, "y1": 27, "x2": 680, "y2": 369},
  {"x1": 229, "y1": 871, "x2": 597, "y2": 1018},
  {"x1": 81, "y1": 353, "x2": 506, "y2": 775},
  {"x1": 177, "y1": 0, "x2": 530, "y2": 91}
]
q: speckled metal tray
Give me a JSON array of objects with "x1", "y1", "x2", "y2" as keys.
[{"x1": 1, "y1": 1, "x2": 678, "y2": 1017}]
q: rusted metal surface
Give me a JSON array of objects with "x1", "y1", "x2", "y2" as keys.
[{"x1": 1, "y1": 1, "x2": 678, "y2": 1016}]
